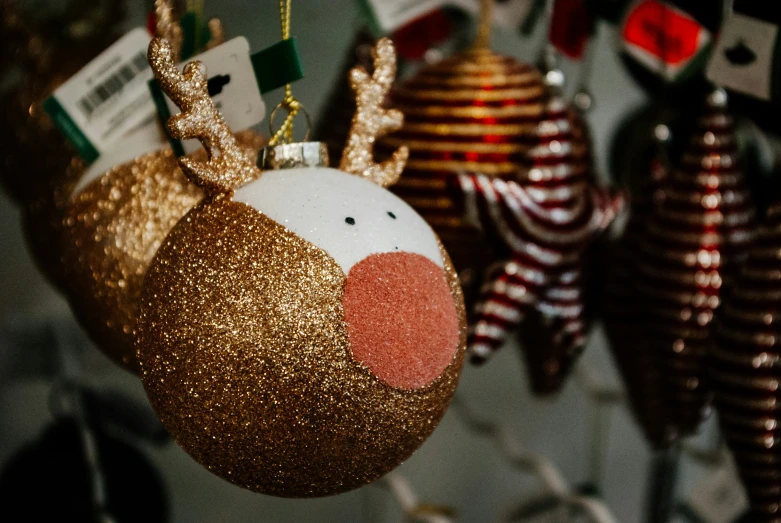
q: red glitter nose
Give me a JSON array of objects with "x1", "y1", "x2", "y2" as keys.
[{"x1": 343, "y1": 252, "x2": 460, "y2": 390}]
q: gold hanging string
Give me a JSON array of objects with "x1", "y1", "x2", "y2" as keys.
[
  {"x1": 473, "y1": 0, "x2": 494, "y2": 50},
  {"x1": 268, "y1": 0, "x2": 303, "y2": 146},
  {"x1": 155, "y1": 0, "x2": 183, "y2": 62}
]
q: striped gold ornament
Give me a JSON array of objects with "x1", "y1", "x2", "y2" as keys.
[{"x1": 379, "y1": 48, "x2": 547, "y2": 306}]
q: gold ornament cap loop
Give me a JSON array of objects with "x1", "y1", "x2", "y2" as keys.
[
  {"x1": 268, "y1": 102, "x2": 312, "y2": 144},
  {"x1": 261, "y1": 141, "x2": 329, "y2": 170}
]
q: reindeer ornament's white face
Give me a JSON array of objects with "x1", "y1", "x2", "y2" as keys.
[{"x1": 235, "y1": 167, "x2": 443, "y2": 273}]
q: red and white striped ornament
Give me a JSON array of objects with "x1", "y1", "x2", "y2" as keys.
[
  {"x1": 458, "y1": 84, "x2": 621, "y2": 392},
  {"x1": 380, "y1": 46, "x2": 547, "y2": 309}
]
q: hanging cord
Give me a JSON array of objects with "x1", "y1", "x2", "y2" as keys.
[
  {"x1": 473, "y1": 0, "x2": 494, "y2": 50},
  {"x1": 572, "y1": 28, "x2": 597, "y2": 112},
  {"x1": 155, "y1": 0, "x2": 183, "y2": 62},
  {"x1": 268, "y1": 0, "x2": 303, "y2": 146}
]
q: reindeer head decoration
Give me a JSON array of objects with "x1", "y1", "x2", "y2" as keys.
[{"x1": 138, "y1": 36, "x2": 466, "y2": 497}]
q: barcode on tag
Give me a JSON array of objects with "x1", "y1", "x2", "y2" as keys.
[
  {"x1": 44, "y1": 28, "x2": 157, "y2": 163},
  {"x1": 77, "y1": 51, "x2": 148, "y2": 118}
]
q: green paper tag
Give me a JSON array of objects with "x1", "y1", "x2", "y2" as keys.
[
  {"x1": 43, "y1": 96, "x2": 100, "y2": 163},
  {"x1": 251, "y1": 38, "x2": 304, "y2": 94}
]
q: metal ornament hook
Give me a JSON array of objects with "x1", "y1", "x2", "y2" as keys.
[{"x1": 268, "y1": 102, "x2": 312, "y2": 144}]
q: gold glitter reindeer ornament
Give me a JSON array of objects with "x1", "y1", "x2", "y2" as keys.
[
  {"x1": 58, "y1": 0, "x2": 265, "y2": 373},
  {"x1": 137, "y1": 36, "x2": 466, "y2": 497}
]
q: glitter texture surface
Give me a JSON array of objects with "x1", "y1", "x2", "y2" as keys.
[
  {"x1": 339, "y1": 37, "x2": 408, "y2": 188},
  {"x1": 343, "y1": 252, "x2": 460, "y2": 389},
  {"x1": 62, "y1": 131, "x2": 264, "y2": 373},
  {"x1": 147, "y1": 37, "x2": 262, "y2": 194},
  {"x1": 137, "y1": 199, "x2": 465, "y2": 496}
]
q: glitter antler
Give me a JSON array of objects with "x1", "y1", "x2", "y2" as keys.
[
  {"x1": 147, "y1": 37, "x2": 261, "y2": 194},
  {"x1": 340, "y1": 38, "x2": 409, "y2": 188}
]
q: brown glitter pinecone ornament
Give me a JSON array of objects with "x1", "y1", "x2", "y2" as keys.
[
  {"x1": 635, "y1": 88, "x2": 756, "y2": 437},
  {"x1": 711, "y1": 200, "x2": 781, "y2": 522}
]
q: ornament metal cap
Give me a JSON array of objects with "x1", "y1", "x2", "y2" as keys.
[{"x1": 261, "y1": 141, "x2": 330, "y2": 170}]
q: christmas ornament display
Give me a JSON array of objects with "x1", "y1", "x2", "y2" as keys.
[
  {"x1": 711, "y1": 201, "x2": 781, "y2": 522},
  {"x1": 458, "y1": 75, "x2": 621, "y2": 392},
  {"x1": 635, "y1": 88, "x2": 755, "y2": 436},
  {"x1": 378, "y1": 2, "x2": 547, "y2": 309},
  {"x1": 137, "y1": 37, "x2": 466, "y2": 496}
]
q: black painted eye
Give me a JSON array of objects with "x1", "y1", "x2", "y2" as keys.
[
  {"x1": 387, "y1": 211, "x2": 396, "y2": 219},
  {"x1": 345, "y1": 217, "x2": 355, "y2": 225}
]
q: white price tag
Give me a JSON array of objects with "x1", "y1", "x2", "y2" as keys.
[
  {"x1": 152, "y1": 36, "x2": 266, "y2": 155},
  {"x1": 707, "y1": 12, "x2": 779, "y2": 101},
  {"x1": 684, "y1": 457, "x2": 749, "y2": 523},
  {"x1": 45, "y1": 28, "x2": 156, "y2": 163},
  {"x1": 451, "y1": 0, "x2": 536, "y2": 30},
  {"x1": 360, "y1": 0, "x2": 535, "y2": 34},
  {"x1": 360, "y1": 0, "x2": 450, "y2": 33}
]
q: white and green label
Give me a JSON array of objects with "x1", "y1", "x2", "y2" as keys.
[{"x1": 44, "y1": 28, "x2": 156, "y2": 163}]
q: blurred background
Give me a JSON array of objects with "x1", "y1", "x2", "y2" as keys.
[{"x1": 0, "y1": 0, "x2": 768, "y2": 522}]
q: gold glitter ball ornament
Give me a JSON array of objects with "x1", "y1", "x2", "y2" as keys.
[
  {"x1": 60, "y1": 130, "x2": 265, "y2": 373},
  {"x1": 137, "y1": 37, "x2": 466, "y2": 496}
]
